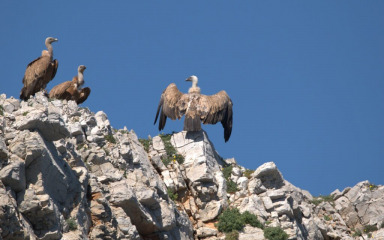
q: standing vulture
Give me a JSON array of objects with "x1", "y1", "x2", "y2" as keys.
[
  {"x1": 20, "y1": 37, "x2": 59, "y2": 100},
  {"x1": 49, "y1": 65, "x2": 91, "y2": 104},
  {"x1": 154, "y1": 75, "x2": 233, "y2": 142}
]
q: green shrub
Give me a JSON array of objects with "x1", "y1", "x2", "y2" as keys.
[
  {"x1": 364, "y1": 224, "x2": 378, "y2": 233},
  {"x1": 66, "y1": 217, "x2": 77, "y2": 231},
  {"x1": 104, "y1": 134, "x2": 116, "y2": 144},
  {"x1": 103, "y1": 148, "x2": 110, "y2": 156},
  {"x1": 173, "y1": 153, "x2": 184, "y2": 164},
  {"x1": 217, "y1": 208, "x2": 244, "y2": 233},
  {"x1": 222, "y1": 165, "x2": 238, "y2": 193},
  {"x1": 167, "y1": 188, "x2": 178, "y2": 201},
  {"x1": 76, "y1": 143, "x2": 86, "y2": 151},
  {"x1": 0, "y1": 105, "x2": 3, "y2": 116},
  {"x1": 352, "y1": 229, "x2": 362, "y2": 237},
  {"x1": 222, "y1": 165, "x2": 233, "y2": 180},
  {"x1": 225, "y1": 230, "x2": 239, "y2": 240},
  {"x1": 263, "y1": 227, "x2": 288, "y2": 240},
  {"x1": 217, "y1": 208, "x2": 262, "y2": 233},
  {"x1": 139, "y1": 138, "x2": 151, "y2": 152},
  {"x1": 23, "y1": 111, "x2": 29, "y2": 116},
  {"x1": 310, "y1": 195, "x2": 334, "y2": 206},
  {"x1": 368, "y1": 183, "x2": 378, "y2": 191},
  {"x1": 162, "y1": 157, "x2": 172, "y2": 166},
  {"x1": 159, "y1": 133, "x2": 184, "y2": 166},
  {"x1": 241, "y1": 211, "x2": 263, "y2": 229},
  {"x1": 323, "y1": 215, "x2": 332, "y2": 221},
  {"x1": 227, "y1": 180, "x2": 238, "y2": 194},
  {"x1": 243, "y1": 169, "x2": 255, "y2": 179}
]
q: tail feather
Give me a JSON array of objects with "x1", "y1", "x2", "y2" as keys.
[
  {"x1": 184, "y1": 115, "x2": 201, "y2": 132},
  {"x1": 20, "y1": 87, "x2": 29, "y2": 101}
]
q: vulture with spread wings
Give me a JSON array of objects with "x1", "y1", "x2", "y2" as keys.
[{"x1": 154, "y1": 75, "x2": 233, "y2": 142}]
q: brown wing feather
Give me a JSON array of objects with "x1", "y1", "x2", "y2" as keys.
[
  {"x1": 199, "y1": 91, "x2": 233, "y2": 142},
  {"x1": 154, "y1": 83, "x2": 184, "y2": 131},
  {"x1": 49, "y1": 81, "x2": 73, "y2": 99},
  {"x1": 20, "y1": 55, "x2": 57, "y2": 100}
]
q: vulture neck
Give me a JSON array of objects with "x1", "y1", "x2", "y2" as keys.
[
  {"x1": 188, "y1": 79, "x2": 200, "y2": 94},
  {"x1": 77, "y1": 71, "x2": 84, "y2": 89},
  {"x1": 45, "y1": 42, "x2": 54, "y2": 60}
]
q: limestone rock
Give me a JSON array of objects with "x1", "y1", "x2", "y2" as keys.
[
  {"x1": 0, "y1": 155, "x2": 26, "y2": 192},
  {"x1": 0, "y1": 93, "x2": 383, "y2": 240},
  {"x1": 253, "y1": 162, "x2": 284, "y2": 189}
]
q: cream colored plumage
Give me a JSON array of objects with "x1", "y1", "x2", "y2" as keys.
[
  {"x1": 20, "y1": 37, "x2": 59, "y2": 100},
  {"x1": 154, "y1": 75, "x2": 233, "y2": 142}
]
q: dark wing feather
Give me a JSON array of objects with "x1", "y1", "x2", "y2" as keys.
[
  {"x1": 76, "y1": 87, "x2": 91, "y2": 104},
  {"x1": 199, "y1": 91, "x2": 233, "y2": 142},
  {"x1": 154, "y1": 83, "x2": 184, "y2": 131},
  {"x1": 51, "y1": 59, "x2": 59, "y2": 79}
]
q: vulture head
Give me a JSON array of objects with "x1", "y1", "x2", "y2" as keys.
[
  {"x1": 45, "y1": 37, "x2": 58, "y2": 45},
  {"x1": 186, "y1": 75, "x2": 200, "y2": 93},
  {"x1": 186, "y1": 75, "x2": 198, "y2": 84},
  {"x1": 78, "y1": 65, "x2": 86, "y2": 73}
]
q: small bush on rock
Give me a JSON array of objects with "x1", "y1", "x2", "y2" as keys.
[
  {"x1": 241, "y1": 211, "x2": 263, "y2": 229},
  {"x1": 227, "y1": 180, "x2": 238, "y2": 194},
  {"x1": 104, "y1": 134, "x2": 116, "y2": 144},
  {"x1": 225, "y1": 230, "x2": 239, "y2": 240},
  {"x1": 263, "y1": 227, "x2": 288, "y2": 240},
  {"x1": 222, "y1": 165, "x2": 233, "y2": 179},
  {"x1": 66, "y1": 217, "x2": 77, "y2": 231},
  {"x1": 243, "y1": 169, "x2": 255, "y2": 179},
  {"x1": 217, "y1": 208, "x2": 262, "y2": 233},
  {"x1": 159, "y1": 133, "x2": 184, "y2": 165},
  {"x1": 139, "y1": 138, "x2": 151, "y2": 152},
  {"x1": 167, "y1": 188, "x2": 178, "y2": 201},
  {"x1": 363, "y1": 224, "x2": 378, "y2": 233},
  {"x1": 217, "y1": 208, "x2": 244, "y2": 233},
  {"x1": 310, "y1": 195, "x2": 334, "y2": 206}
]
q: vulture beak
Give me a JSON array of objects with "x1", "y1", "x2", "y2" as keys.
[{"x1": 185, "y1": 77, "x2": 192, "y2": 82}]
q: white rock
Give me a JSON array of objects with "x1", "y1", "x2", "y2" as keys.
[
  {"x1": 237, "y1": 177, "x2": 249, "y2": 191},
  {"x1": 199, "y1": 200, "x2": 222, "y2": 222},
  {"x1": 239, "y1": 226, "x2": 265, "y2": 240},
  {"x1": 253, "y1": 162, "x2": 284, "y2": 189}
]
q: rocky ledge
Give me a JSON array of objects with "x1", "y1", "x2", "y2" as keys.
[{"x1": 0, "y1": 92, "x2": 383, "y2": 240}]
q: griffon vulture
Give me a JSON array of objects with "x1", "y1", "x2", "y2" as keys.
[
  {"x1": 154, "y1": 75, "x2": 233, "y2": 142},
  {"x1": 49, "y1": 65, "x2": 91, "y2": 104},
  {"x1": 20, "y1": 37, "x2": 59, "y2": 100}
]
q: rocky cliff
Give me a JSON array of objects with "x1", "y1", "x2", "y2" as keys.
[{"x1": 0, "y1": 92, "x2": 383, "y2": 240}]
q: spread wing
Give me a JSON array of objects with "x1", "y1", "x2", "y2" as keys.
[
  {"x1": 154, "y1": 83, "x2": 184, "y2": 131},
  {"x1": 49, "y1": 81, "x2": 73, "y2": 100},
  {"x1": 76, "y1": 87, "x2": 91, "y2": 104},
  {"x1": 199, "y1": 91, "x2": 233, "y2": 142}
]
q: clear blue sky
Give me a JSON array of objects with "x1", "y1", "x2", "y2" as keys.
[{"x1": 1, "y1": 1, "x2": 383, "y2": 196}]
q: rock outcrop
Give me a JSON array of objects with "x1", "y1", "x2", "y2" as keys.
[{"x1": 0, "y1": 92, "x2": 383, "y2": 240}]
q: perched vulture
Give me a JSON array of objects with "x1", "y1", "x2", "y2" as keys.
[
  {"x1": 154, "y1": 75, "x2": 233, "y2": 142},
  {"x1": 20, "y1": 37, "x2": 59, "y2": 100},
  {"x1": 49, "y1": 65, "x2": 91, "y2": 104}
]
